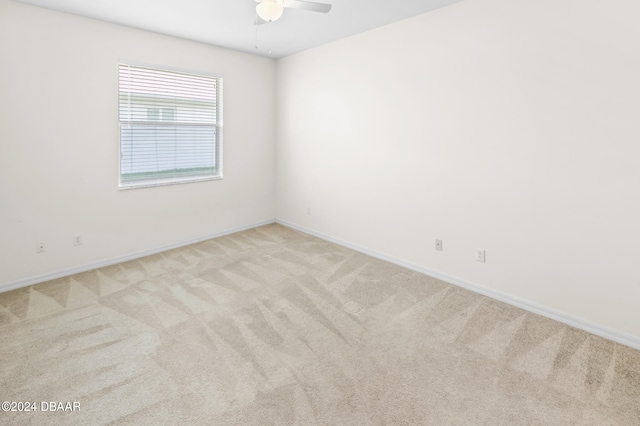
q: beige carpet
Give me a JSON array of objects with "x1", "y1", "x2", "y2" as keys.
[{"x1": 1, "y1": 224, "x2": 639, "y2": 425}]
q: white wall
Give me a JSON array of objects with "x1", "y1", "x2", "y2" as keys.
[
  {"x1": 0, "y1": 0, "x2": 276, "y2": 286},
  {"x1": 276, "y1": 0, "x2": 640, "y2": 340}
]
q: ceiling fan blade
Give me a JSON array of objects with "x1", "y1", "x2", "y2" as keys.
[{"x1": 283, "y1": 0, "x2": 332, "y2": 13}]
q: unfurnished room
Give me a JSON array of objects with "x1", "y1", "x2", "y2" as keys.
[{"x1": 1, "y1": 0, "x2": 639, "y2": 424}]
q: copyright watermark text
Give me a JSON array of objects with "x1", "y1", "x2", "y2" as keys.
[{"x1": 2, "y1": 401, "x2": 80, "y2": 412}]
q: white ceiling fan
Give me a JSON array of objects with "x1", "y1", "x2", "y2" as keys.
[{"x1": 254, "y1": 0, "x2": 332, "y2": 24}]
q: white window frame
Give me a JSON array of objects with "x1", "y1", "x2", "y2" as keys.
[{"x1": 118, "y1": 61, "x2": 223, "y2": 190}]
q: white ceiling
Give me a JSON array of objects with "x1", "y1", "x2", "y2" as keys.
[{"x1": 12, "y1": 0, "x2": 463, "y2": 58}]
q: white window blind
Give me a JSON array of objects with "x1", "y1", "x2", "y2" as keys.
[{"x1": 118, "y1": 63, "x2": 222, "y2": 189}]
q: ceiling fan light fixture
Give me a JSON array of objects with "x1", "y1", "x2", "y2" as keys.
[{"x1": 256, "y1": 0, "x2": 284, "y2": 22}]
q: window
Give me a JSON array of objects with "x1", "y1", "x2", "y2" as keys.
[
  {"x1": 146, "y1": 107, "x2": 176, "y2": 121},
  {"x1": 118, "y1": 63, "x2": 223, "y2": 189}
]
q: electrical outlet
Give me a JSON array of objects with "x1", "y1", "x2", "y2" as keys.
[
  {"x1": 36, "y1": 240, "x2": 47, "y2": 253},
  {"x1": 476, "y1": 249, "x2": 486, "y2": 263},
  {"x1": 73, "y1": 234, "x2": 83, "y2": 246},
  {"x1": 435, "y1": 239, "x2": 443, "y2": 251}
]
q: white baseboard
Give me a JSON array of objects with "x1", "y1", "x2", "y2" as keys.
[
  {"x1": 4, "y1": 217, "x2": 638, "y2": 350},
  {"x1": 276, "y1": 219, "x2": 640, "y2": 351},
  {"x1": 0, "y1": 219, "x2": 276, "y2": 294}
]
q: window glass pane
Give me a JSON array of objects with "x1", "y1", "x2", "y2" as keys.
[
  {"x1": 147, "y1": 108, "x2": 160, "y2": 121},
  {"x1": 118, "y1": 63, "x2": 222, "y2": 189}
]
